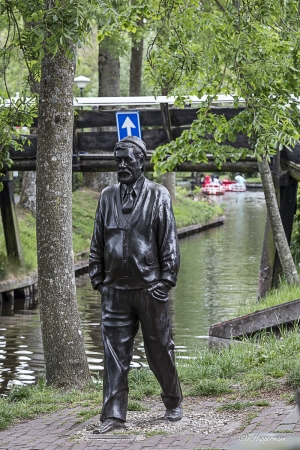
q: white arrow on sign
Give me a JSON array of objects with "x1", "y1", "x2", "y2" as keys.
[{"x1": 122, "y1": 116, "x2": 136, "y2": 136}]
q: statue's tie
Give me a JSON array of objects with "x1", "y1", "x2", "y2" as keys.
[{"x1": 122, "y1": 186, "x2": 135, "y2": 213}]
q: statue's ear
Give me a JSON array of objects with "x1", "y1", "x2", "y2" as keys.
[{"x1": 138, "y1": 157, "x2": 144, "y2": 169}]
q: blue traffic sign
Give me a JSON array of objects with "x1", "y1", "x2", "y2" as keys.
[{"x1": 116, "y1": 111, "x2": 142, "y2": 140}]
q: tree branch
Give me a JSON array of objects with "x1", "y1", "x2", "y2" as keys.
[{"x1": 213, "y1": 0, "x2": 226, "y2": 13}]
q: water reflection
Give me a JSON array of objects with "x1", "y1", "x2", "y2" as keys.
[
  {"x1": 0, "y1": 190, "x2": 266, "y2": 392},
  {"x1": 172, "y1": 190, "x2": 266, "y2": 349}
]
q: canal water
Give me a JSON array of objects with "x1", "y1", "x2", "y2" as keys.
[{"x1": 0, "y1": 190, "x2": 266, "y2": 392}]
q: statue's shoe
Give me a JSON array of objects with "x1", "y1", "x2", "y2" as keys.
[
  {"x1": 164, "y1": 405, "x2": 183, "y2": 421},
  {"x1": 93, "y1": 418, "x2": 125, "y2": 434}
]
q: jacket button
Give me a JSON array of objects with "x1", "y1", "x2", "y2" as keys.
[
  {"x1": 125, "y1": 285, "x2": 129, "y2": 289},
  {"x1": 123, "y1": 259, "x2": 127, "y2": 263}
]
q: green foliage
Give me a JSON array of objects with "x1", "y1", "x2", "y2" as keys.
[
  {"x1": 148, "y1": 0, "x2": 300, "y2": 172},
  {"x1": 0, "y1": 97, "x2": 36, "y2": 184},
  {"x1": 0, "y1": 0, "x2": 103, "y2": 189},
  {"x1": 0, "y1": 0, "x2": 122, "y2": 186}
]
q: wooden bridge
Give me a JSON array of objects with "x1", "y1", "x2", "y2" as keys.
[
  {"x1": 1, "y1": 96, "x2": 300, "y2": 298},
  {"x1": 9, "y1": 98, "x2": 259, "y2": 173}
]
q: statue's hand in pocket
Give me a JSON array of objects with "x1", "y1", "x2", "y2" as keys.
[{"x1": 148, "y1": 281, "x2": 171, "y2": 301}]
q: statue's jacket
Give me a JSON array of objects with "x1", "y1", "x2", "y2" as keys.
[{"x1": 89, "y1": 177, "x2": 180, "y2": 290}]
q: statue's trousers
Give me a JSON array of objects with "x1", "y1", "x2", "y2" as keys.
[{"x1": 100, "y1": 286, "x2": 183, "y2": 422}]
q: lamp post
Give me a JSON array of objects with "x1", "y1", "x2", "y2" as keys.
[{"x1": 74, "y1": 75, "x2": 91, "y2": 97}]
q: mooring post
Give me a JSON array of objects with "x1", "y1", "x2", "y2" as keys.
[
  {"x1": 257, "y1": 214, "x2": 276, "y2": 299},
  {"x1": 0, "y1": 172, "x2": 24, "y2": 265},
  {"x1": 5, "y1": 290, "x2": 14, "y2": 313}
]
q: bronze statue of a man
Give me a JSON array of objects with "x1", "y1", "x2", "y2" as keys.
[{"x1": 89, "y1": 136, "x2": 182, "y2": 433}]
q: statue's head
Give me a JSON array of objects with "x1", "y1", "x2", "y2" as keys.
[{"x1": 114, "y1": 137, "x2": 147, "y2": 185}]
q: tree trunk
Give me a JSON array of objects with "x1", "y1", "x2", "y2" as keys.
[
  {"x1": 19, "y1": 171, "x2": 36, "y2": 216},
  {"x1": 98, "y1": 37, "x2": 120, "y2": 97},
  {"x1": 36, "y1": 48, "x2": 91, "y2": 388},
  {"x1": 84, "y1": 35, "x2": 120, "y2": 190},
  {"x1": 161, "y1": 173, "x2": 176, "y2": 201},
  {"x1": 160, "y1": 98, "x2": 176, "y2": 200},
  {"x1": 258, "y1": 157, "x2": 299, "y2": 286},
  {"x1": 18, "y1": 14, "x2": 40, "y2": 217},
  {"x1": 129, "y1": 39, "x2": 144, "y2": 96}
]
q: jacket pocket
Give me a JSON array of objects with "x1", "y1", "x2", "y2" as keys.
[{"x1": 145, "y1": 251, "x2": 155, "y2": 265}]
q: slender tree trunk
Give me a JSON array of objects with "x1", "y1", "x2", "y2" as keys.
[
  {"x1": 160, "y1": 89, "x2": 176, "y2": 200},
  {"x1": 83, "y1": 34, "x2": 120, "y2": 191},
  {"x1": 98, "y1": 37, "x2": 120, "y2": 97},
  {"x1": 19, "y1": 13, "x2": 40, "y2": 216},
  {"x1": 36, "y1": 47, "x2": 91, "y2": 388},
  {"x1": 129, "y1": 39, "x2": 144, "y2": 96},
  {"x1": 20, "y1": 171, "x2": 36, "y2": 216},
  {"x1": 162, "y1": 173, "x2": 176, "y2": 201},
  {"x1": 258, "y1": 157, "x2": 299, "y2": 285}
]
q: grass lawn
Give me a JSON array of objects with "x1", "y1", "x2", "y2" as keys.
[
  {"x1": 0, "y1": 326, "x2": 299, "y2": 430},
  {"x1": 238, "y1": 279, "x2": 300, "y2": 316},
  {"x1": 245, "y1": 177, "x2": 262, "y2": 183}
]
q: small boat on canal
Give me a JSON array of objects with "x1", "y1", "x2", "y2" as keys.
[
  {"x1": 231, "y1": 183, "x2": 246, "y2": 192},
  {"x1": 201, "y1": 182, "x2": 225, "y2": 195},
  {"x1": 222, "y1": 179, "x2": 247, "y2": 192},
  {"x1": 201, "y1": 177, "x2": 247, "y2": 195}
]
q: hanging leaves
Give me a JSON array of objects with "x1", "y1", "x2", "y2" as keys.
[{"x1": 147, "y1": 0, "x2": 300, "y2": 171}]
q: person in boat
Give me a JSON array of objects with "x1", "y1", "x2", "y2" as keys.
[
  {"x1": 203, "y1": 174, "x2": 211, "y2": 186},
  {"x1": 215, "y1": 175, "x2": 223, "y2": 185},
  {"x1": 235, "y1": 172, "x2": 246, "y2": 185},
  {"x1": 89, "y1": 136, "x2": 182, "y2": 434}
]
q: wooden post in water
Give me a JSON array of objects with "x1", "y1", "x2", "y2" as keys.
[
  {"x1": 257, "y1": 214, "x2": 277, "y2": 299},
  {"x1": 0, "y1": 172, "x2": 24, "y2": 265},
  {"x1": 273, "y1": 173, "x2": 298, "y2": 286}
]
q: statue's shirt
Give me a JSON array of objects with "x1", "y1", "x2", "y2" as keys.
[{"x1": 120, "y1": 175, "x2": 144, "y2": 216}]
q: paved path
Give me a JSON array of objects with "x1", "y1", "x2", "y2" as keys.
[{"x1": 1, "y1": 398, "x2": 300, "y2": 450}]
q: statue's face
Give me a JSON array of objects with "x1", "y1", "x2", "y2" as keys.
[{"x1": 115, "y1": 147, "x2": 143, "y2": 185}]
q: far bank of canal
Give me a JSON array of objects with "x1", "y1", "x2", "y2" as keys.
[{"x1": 0, "y1": 190, "x2": 266, "y2": 392}]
